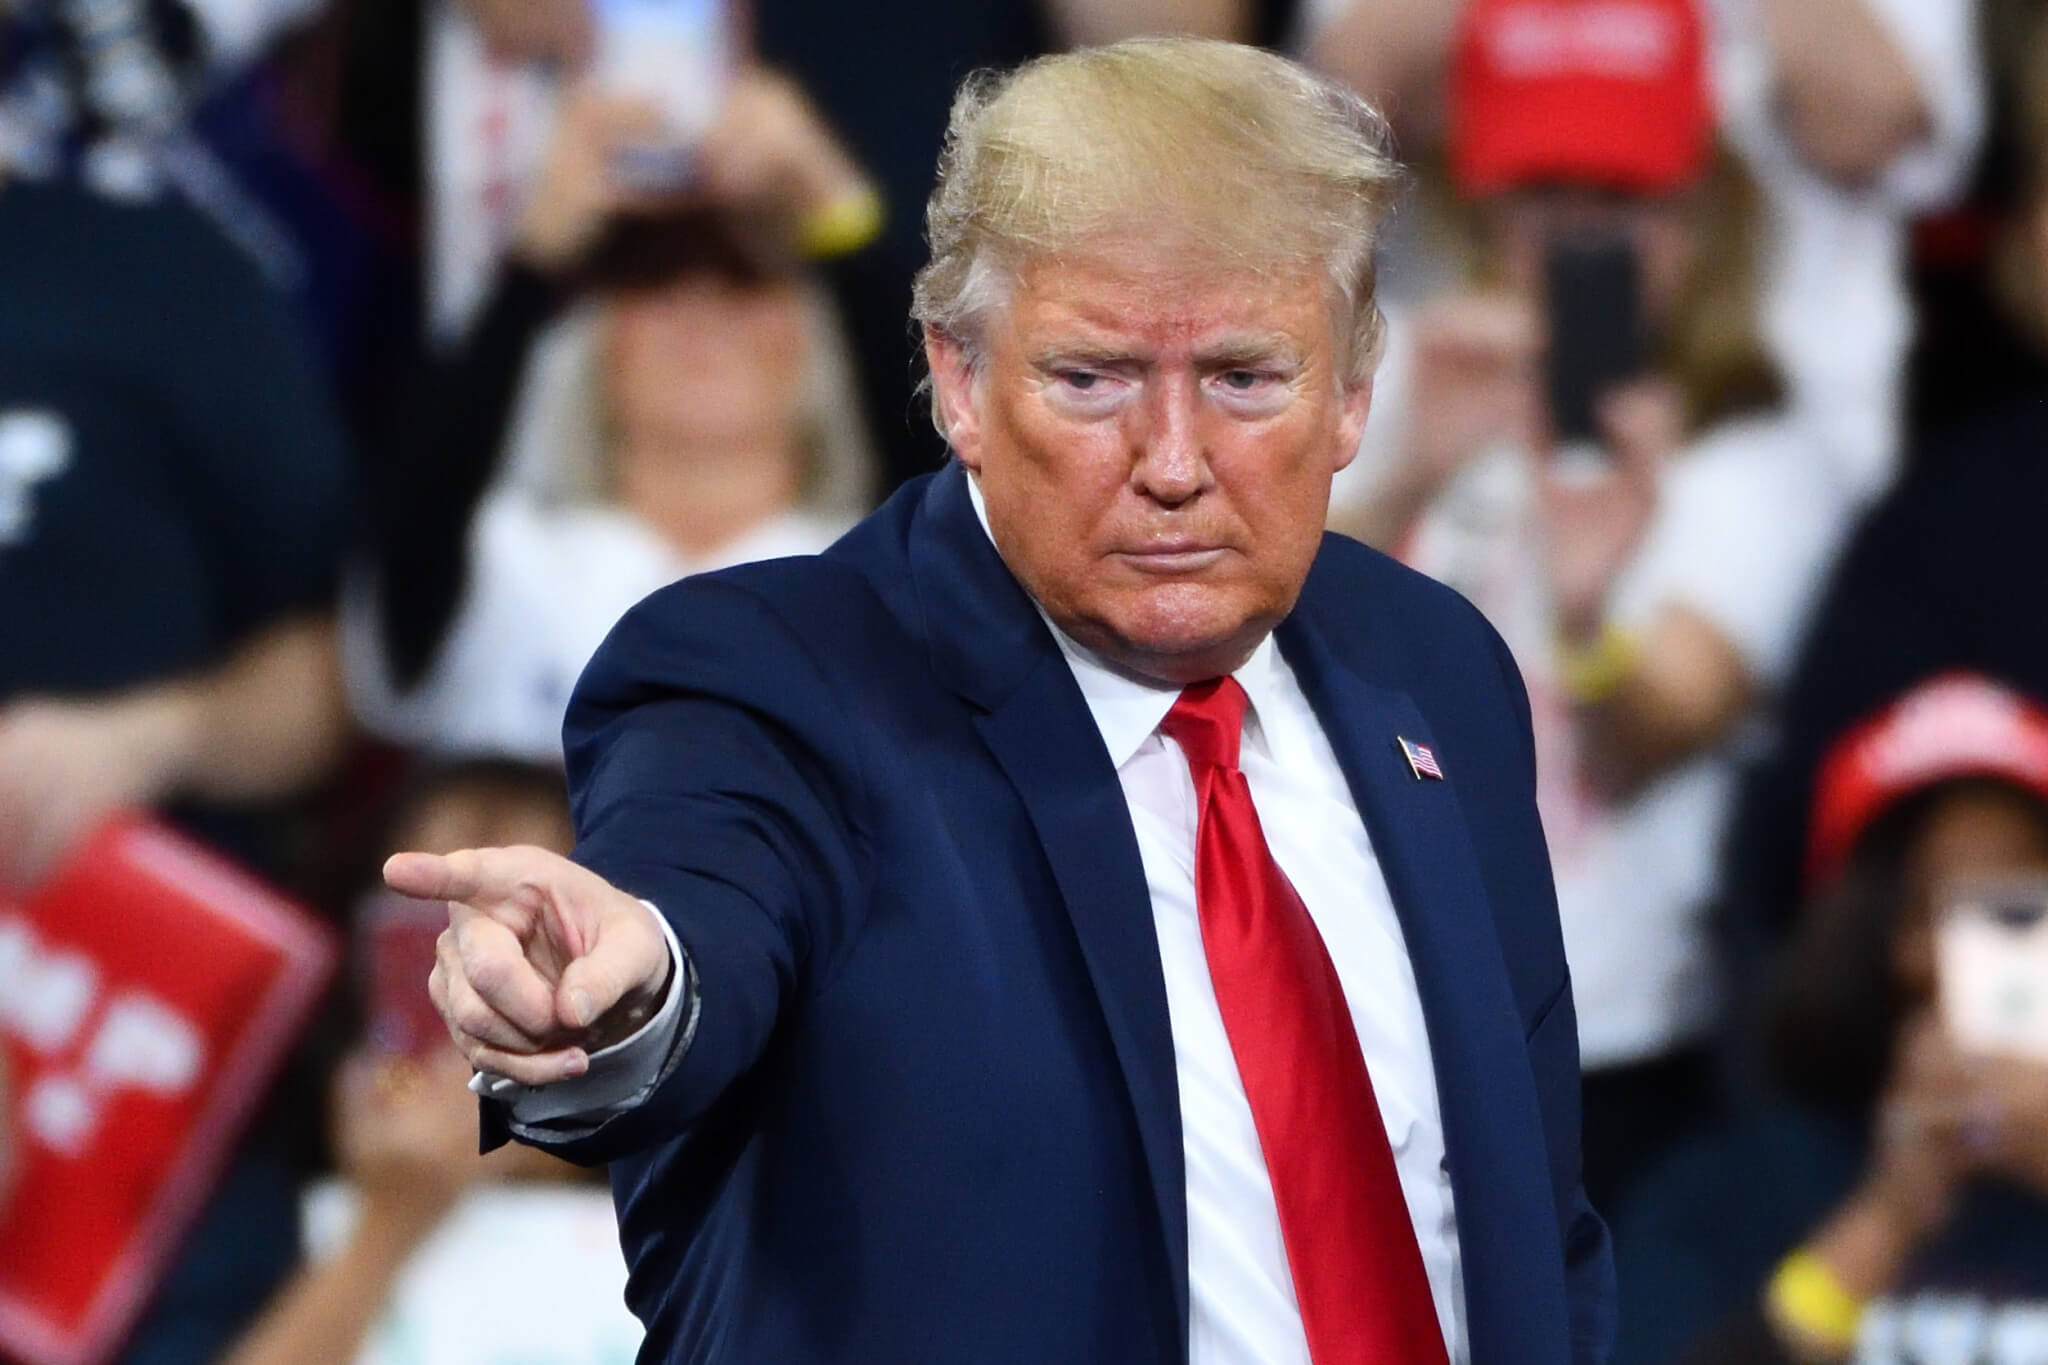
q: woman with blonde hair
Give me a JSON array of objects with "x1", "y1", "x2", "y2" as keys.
[{"x1": 344, "y1": 74, "x2": 880, "y2": 764}]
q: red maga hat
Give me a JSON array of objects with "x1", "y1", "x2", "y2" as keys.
[
  {"x1": 1806, "y1": 674, "x2": 2048, "y2": 893},
  {"x1": 1449, "y1": 0, "x2": 1713, "y2": 196}
]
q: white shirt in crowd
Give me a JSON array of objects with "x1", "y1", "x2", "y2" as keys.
[
  {"x1": 342, "y1": 490, "x2": 849, "y2": 763},
  {"x1": 425, "y1": 1, "x2": 561, "y2": 343},
  {"x1": 301, "y1": 1180, "x2": 642, "y2": 1365},
  {"x1": 1397, "y1": 418, "x2": 1847, "y2": 1069},
  {"x1": 492, "y1": 484, "x2": 1469, "y2": 1365}
]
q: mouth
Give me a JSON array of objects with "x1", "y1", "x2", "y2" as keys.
[{"x1": 1113, "y1": 545, "x2": 1230, "y2": 574}]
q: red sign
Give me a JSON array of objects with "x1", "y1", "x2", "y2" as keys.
[{"x1": 0, "y1": 817, "x2": 337, "y2": 1365}]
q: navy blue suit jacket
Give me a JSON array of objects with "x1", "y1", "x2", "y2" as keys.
[{"x1": 527, "y1": 463, "x2": 1615, "y2": 1363}]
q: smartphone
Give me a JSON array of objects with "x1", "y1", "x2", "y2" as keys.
[
  {"x1": 1544, "y1": 230, "x2": 1644, "y2": 448},
  {"x1": 358, "y1": 892, "x2": 452, "y2": 1059},
  {"x1": 591, "y1": 0, "x2": 735, "y2": 191},
  {"x1": 1937, "y1": 877, "x2": 2048, "y2": 1063}
]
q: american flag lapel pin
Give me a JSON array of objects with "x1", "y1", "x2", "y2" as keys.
[{"x1": 1399, "y1": 736, "x2": 1444, "y2": 781}]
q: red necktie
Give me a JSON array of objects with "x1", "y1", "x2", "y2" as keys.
[{"x1": 1162, "y1": 677, "x2": 1449, "y2": 1365}]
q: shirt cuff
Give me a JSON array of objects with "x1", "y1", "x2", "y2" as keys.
[{"x1": 469, "y1": 900, "x2": 699, "y2": 1135}]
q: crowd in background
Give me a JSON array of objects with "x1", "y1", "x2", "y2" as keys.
[{"x1": 2, "y1": 0, "x2": 2047, "y2": 1360}]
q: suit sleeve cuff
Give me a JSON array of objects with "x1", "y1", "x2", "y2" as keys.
[{"x1": 470, "y1": 900, "x2": 700, "y2": 1136}]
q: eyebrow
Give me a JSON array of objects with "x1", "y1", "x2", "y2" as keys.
[
  {"x1": 1028, "y1": 334, "x2": 1305, "y2": 370},
  {"x1": 1028, "y1": 342, "x2": 1146, "y2": 370},
  {"x1": 1194, "y1": 334, "x2": 1303, "y2": 369}
]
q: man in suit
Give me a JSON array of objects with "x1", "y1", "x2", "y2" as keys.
[{"x1": 387, "y1": 37, "x2": 1615, "y2": 1365}]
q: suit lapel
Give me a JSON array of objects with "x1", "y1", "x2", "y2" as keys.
[
  {"x1": 910, "y1": 466, "x2": 1192, "y2": 1351},
  {"x1": 1278, "y1": 606, "x2": 1574, "y2": 1364}
]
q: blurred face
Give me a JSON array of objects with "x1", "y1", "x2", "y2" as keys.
[
  {"x1": 1895, "y1": 784, "x2": 2048, "y2": 1005},
  {"x1": 1483, "y1": 187, "x2": 1698, "y2": 331},
  {"x1": 927, "y1": 251, "x2": 1370, "y2": 684},
  {"x1": 604, "y1": 271, "x2": 809, "y2": 451},
  {"x1": 391, "y1": 784, "x2": 576, "y2": 860}
]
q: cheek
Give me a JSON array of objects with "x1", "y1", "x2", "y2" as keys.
[
  {"x1": 988, "y1": 390, "x2": 1131, "y2": 512},
  {"x1": 1894, "y1": 916, "x2": 1937, "y2": 1001},
  {"x1": 744, "y1": 302, "x2": 810, "y2": 371},
  {"x1": 1219, "y1": 413, "x2": 1338, "y2": 511}
]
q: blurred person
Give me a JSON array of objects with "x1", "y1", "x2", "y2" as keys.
[
  {"x1": 1612, "y1": 675, "x2": 2048, "y2": 1365},
  {"x1": 1720, "y1": 8, "x2": 2048, "y2": 1025},
  {"x1": 0, "y1": 115, "x2": 353, "y2": 1365},
  {"x1": 342, "y1": 76, "x2": 873, "y2": 763},
  {"x1": 381, "y1": 39, "x2": 1613, "y2": 1365},
  {"x1": 1306, "y1": 0, "x2": 1983, "y2": 502},
  {"x1": 220, "y1": 757, "x2": 644, "y2": 1365},
  {"x1": 0, "y1": 177, "x2": 351, "y2": 889},
  {"x1": 410, "y1": 0, "x2": 1266, "y2": 495},
  {"x1": 1340, "y1": 0, "x2": 1852, "y2": 1212}
]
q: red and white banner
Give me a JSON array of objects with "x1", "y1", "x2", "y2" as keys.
[{"x1": 0, "y1": 817, "x2": 336, "y2": 1365}]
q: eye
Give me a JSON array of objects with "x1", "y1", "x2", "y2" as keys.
[
  {"x1": 1044, "y1": 368, "x2": 1131, "y2": 414},
  {"x1": 1221, "y1": 369, "x2": 1267, "y2": 390}
]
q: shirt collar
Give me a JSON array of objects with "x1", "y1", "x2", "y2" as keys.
[{"x1": 964, "y1": 470, "x2": 1282, "y2": 770}]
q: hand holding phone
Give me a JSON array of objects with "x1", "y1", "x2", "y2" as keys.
[
  {"x1": 1543, "y1": 229, "x2": 1644, "y2": 451},
  {"x1": 591, "y1": 0, "x2": 734, "y2": 191},
  {"x1": 1938, "y1": 877, "x2": 2048, "y2": 1063}
]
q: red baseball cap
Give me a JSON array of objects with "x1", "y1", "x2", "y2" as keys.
[
  {"x1": 1806, "y1": 674, "x2": 2048, "y2": 893},
  {"x1": 1449, "y1": 0, "x2": 1713, "y2": 196}
]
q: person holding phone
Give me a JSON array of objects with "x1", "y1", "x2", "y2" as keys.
[
  {"x1": 344, "y1": 76, "x2": 874, "y2": 764},
  {"x1": 1336, "y1": 0, "x2": 1854, "y2": 1212},
  {"x1": 1611, "y1": 674, "x2": 2048, "y2": 1365}
]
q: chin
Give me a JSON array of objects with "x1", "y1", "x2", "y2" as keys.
[{"x1": 1092, "y1": 587, "x2": 1274, "y2": 684}]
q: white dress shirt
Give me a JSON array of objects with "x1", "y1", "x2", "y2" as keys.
[
  {"x1": 489, "y1": 497, "x2": 1468, "y2": 1362},
  {"x1": 1051, "y1": 626, "x2": 1467, "y2": 1364}
]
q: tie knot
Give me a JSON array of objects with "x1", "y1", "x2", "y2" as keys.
[{"x1": 1161, "y1": 676, "x2": 1248, "y2": 773}]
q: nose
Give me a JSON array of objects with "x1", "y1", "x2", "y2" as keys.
[{"x1": 1129, "y1": 373, "x2": 1212, "y2": 508}]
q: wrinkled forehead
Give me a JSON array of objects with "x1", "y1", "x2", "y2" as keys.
[{"x1": 985, "y1": 240, "x2": 1348, "y2": 357}]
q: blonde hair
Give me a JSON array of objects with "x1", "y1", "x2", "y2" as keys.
[
  {"x1": 911, "y1": 37, "x2": 1404, "y2": 388},
  {"x1": 1658, "y1": 147, "x2": 1787, "y2": 431},
  {"x1": 498, "y1": 282, "x2": 876, "y2": 518}
]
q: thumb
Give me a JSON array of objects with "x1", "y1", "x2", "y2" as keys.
[{"x1": 554, "y1": 899, "x2": 668, "y2": 1031}]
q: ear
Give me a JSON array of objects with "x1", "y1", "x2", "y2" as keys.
[
  {"x1": 1332, "y1": 375, "x2": 1373, "y2": 475},
  {"x1": 924, "y1": 325, "x2": 986, "y2": 472}
]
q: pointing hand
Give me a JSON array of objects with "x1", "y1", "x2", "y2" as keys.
[{"x1": 384, "y1": 845, "x2": 672, "y2": 1087}]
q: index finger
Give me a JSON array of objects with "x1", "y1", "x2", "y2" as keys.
[{"x1": 384, "y1": 848, "x2": 540, "y2": 906}]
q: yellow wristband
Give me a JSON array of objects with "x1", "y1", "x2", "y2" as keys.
[
  {"x1": 1766, "y1": 1249, "x2": 1866, "y2": 1353},
  {"x1": 1556, "y1": 622, "x2": 1640, "y2": 705},
  {"x1": 798, "y1": 186, "x2": 885, "y2": 260}
]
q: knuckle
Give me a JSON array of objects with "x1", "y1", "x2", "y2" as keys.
[
  {"x1": 450, "y1": 993, "x2": 500, "y2": 1039},
  {"x1": 466, "y1": 952, "x2": 520, "y2": 1005}
]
